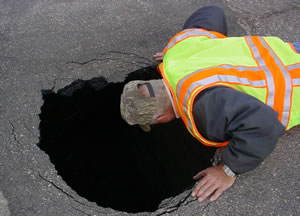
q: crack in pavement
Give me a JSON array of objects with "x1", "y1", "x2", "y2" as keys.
[
  {"x1": 37, "y1": 171, "x2": 105, "y2": 213},
  {"x1": 38, "y1": 172, "x2": 78, "y2": 200},
  {"x1": 156, "y1": 185, "x2": 196, "y2": 215},
  {"x1": 9, "y1": 120, "x2": 20, "y2": 145},
  {"x1": 67, "y1": 57, "x2": 151, "y2": 67},
  {"x1": 156, "y1": 182, "x2": 217, "y2": 215},
  {"x1": 67, "y1": 57, "x2": 120, "y2": 65}
]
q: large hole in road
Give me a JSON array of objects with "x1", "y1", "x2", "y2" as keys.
[{"x1": 38, "y1": 66, "x2": 216, "y2": 213}]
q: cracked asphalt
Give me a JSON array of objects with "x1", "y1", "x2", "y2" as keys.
[{"x1": 0, "y1": 0, "x2": 299, "y2": 215}]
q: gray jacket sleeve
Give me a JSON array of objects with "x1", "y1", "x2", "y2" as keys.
[{"x1": 192, "y1": 86, "x2": 285, "y2": 174}]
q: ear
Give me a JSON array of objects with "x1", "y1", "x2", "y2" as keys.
[
  {"x1": 156, "y1": 114, "x2": 171, "y2": 124},
  {"x1": 155, "y1": 110, "x2": 175, "y2": 124}
]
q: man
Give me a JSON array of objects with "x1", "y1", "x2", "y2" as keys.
[{"x1": 120, "y1": 6, "x2": 300, "y2": 202}]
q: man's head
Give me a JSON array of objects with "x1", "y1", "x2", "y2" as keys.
[{"x1": 120, "y1": 79, "x2": 175, "y2": 131}]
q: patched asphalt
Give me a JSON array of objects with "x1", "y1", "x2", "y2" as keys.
[{"x1": 0, "y1": 0, "x2": 299, "y2": 215}]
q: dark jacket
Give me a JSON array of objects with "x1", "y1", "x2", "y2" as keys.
[{"x1": 192, "y1": 86, "x2": 285, "y2": 174}]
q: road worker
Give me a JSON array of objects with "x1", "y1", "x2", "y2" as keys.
[{"x1": 120, "y1": 6, "x2": 300, "y2": 202}]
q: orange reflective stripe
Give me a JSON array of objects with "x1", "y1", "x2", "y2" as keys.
[
  {"x1": 177, "y1": 67, "x2": 266, "y2": 112},
  {"x1": 246, "y1": 36, "x2": 293, "y2": 127},
  {"x1": 260, "y1": 37, "x2": 292, "y2": 127},
  {"x1": 251, "y1": 36, "x2": 285, "y2": 121},
  {"x1": 288, "y1": 63, "x2": 300, "y2": 79}
]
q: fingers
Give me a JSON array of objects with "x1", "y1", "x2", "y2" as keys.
[
  {"x1": 198, "y1": 185, "x2": 218, "y2": 202},
  {"x1": 210, "y1": 188, "x2": 224, "y2": 201},
  {"x1": 192, "y1": 179, "x2": 233, "y2": 202},
  {"x1": 195, "y1": 181, "x2": 211, "y2": 197},
  {"x1": 191, "y1": 166, "x2": 236, "y2": 203},
  {"x1": 153, "y1": 52, "x2": 163, "y2": 57},
  {"x1": 192, "y1": 177, "x2": 207, "y2": 197},
  {"x1": 192, "y1": 175, "x2": 217, "y2": 202},
  {"x1": 209, "y1": 178, "x2": 235, "y2": 201},
  {"x1": 153, "y1": 52, "x2": 164, "y2": 62},
  {"x1": 193, "y1": 169, "x2": 206, "y2": 180},
  {"x1": 193, "y1": 180, "x2": 222, "y2": 202}
]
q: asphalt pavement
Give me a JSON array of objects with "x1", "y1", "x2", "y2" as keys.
[{"x1": 0, "y1": 0, "x2": 299, "y2": 215}]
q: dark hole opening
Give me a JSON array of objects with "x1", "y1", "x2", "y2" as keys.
[{"x1": 38, "y1": 66, "x2": 216, "y2": 213}]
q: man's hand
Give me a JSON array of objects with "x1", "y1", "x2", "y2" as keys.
[
  {"x1": 153, "y1": 52, "x2": 164, "y2": 62},
  {"x1": 192, "y1": 165, "x2": 236, "y2": 202}
]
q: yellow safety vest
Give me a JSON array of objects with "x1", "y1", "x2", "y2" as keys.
[{"x1": 158, "y1": 28, "x2": 300, "y2": 147}]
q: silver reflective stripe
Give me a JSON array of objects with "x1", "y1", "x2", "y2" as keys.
[
  {"x1": 165, "y1": 29, "x2": 218, "y2": 51},
  {"x1": 293, "y1": 78, "x2": 300, "y2": 85},
  {"x1": 184, "y1": 28, "x2": 219, "y2": 36},
  {"x1": 176, "y1": 65, "x2": 261, "y2": 99},
  {"x1": 259, "y1": 37, "x2": 292, "y2": 127},
  {"x1": 245, "y1": 36, "x2": 275, "y2": 108},
  {"x1": 221, "y1": 65, "x2": 260, "y2": 71},
  {"x1": 287, "y1": 63, "x2": 300, "y2": 71},
  {"x1": 183, "y1": 75, "x2": 266, "y2": 108}
]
